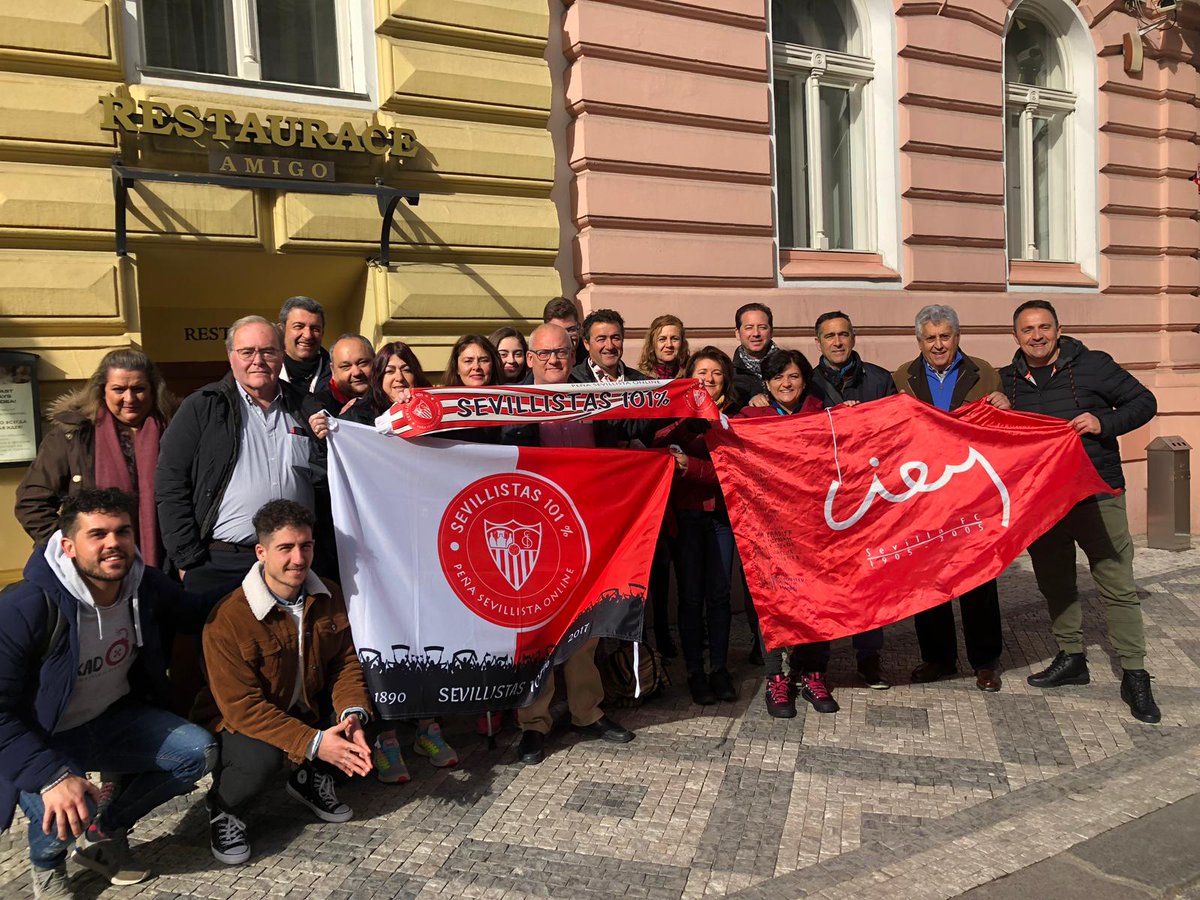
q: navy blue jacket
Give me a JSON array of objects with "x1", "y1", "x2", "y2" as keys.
[{"x1": 0, "y1": 548, "x2": 213, "y2": 831}]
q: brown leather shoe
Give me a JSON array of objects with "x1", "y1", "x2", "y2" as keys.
[
  {"x1": 911, "y1": 661, "x2": 956, "y2": 683},
  {"x1": 975, "y1": 669, "x2": 1002, "y2": 692}
]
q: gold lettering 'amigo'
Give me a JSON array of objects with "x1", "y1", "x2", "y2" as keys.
[{"x1": 99, "y1": 94, "x2": 419, "y2": 159}]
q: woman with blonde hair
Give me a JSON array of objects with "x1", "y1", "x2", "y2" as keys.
[
  {"x1": 637, "y1": 314, "x2": 690, "y2": 380},
  {"x1": 16, "y1": 348, "x2": 177, "y2": 565}
]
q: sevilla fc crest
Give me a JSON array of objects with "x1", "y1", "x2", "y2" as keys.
[
  {"x1": 484, "y1": 520, "x2": 541, "y2": 590},
  {"x1": 438, "y1": 471, "x2": 590, "y2": 629},
  {"x1": 406, "y1": 394, "x2": 443, "y2": 430}
]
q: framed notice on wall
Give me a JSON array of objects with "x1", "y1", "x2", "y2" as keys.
[{"x1": 0, "y1": 350, "x2": 41, "y2": 466}]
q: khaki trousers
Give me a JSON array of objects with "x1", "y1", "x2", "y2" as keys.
[
  {"x1": 1027, "y1": 494, "x2": 1146, "y2": 670},
  {"x1": 518, "y1": 639, "x2": 604, "y2": 733}
]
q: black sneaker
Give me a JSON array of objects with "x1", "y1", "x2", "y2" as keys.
[
  {"x1": 1027, "y1": 651, "x2": 1090, "y2": 688},
  {"x1": 764, "y1": 674, "x2": 795, "y2": 718},
  {"x1": 1120, "y1": 669, "x2": 1161, "y2": 724},
  {"x1": 209, "y1": 809, "x2": 251, "y2": 865},
  {"x1": 858, "y1": 655, "x2": 891, "y2": 690},
  {"x1": 688, "y1": 672, "x2": 717, "y2": 705},
  {"x1": 286, "y1": 765, "x2": 353, "y2": 823},
  {"x1": 799, "y1": 672, "x2": 840, "y2": 713},
  {"x1": 709, "y1": 668, "x2": 738, "y2": 702}
]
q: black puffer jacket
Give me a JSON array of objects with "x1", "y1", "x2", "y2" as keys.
[
  {"x1": 999, "y1": 336, "x2": 1156, "y2": 490},
  {"x1": 155, "y1": 374, "x2": 323, "y2": 569},
  {"x1": 811, "y1": 351, "x2": 898, "y2": 407}
]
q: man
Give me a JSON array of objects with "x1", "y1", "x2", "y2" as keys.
[
  {"x1": 1001, "y1": 300, "x2": 1160, "y2": 723},
  {"x1": 314, "y1": 334, "x2": 374, "y2": 417},
  {"x1": 732, "y1": 302, "x2": 778, "y2": 403},
  {"x1": 570, "y1": 308, "x2": 650, "y2": 384},
  {"x1": 156, "y1": 315, "x2": 325, "y2": 595},
  {"x1": 543, "y1": 296, "x2": 583, "y2": 364},
  {"x1": 195, "y1": 500, "x2": 372, "y2": 865},
  {"x1": 504, "y1": 324, "x2": 635, "y2": 764},
  {"x1": 278, "y1": 296, "x2": 330, "y2": 393},
  {"x1": 892, "y1": 304, "x2": 1009, "y2": 693},
  {"x1": 0, "y1": 489, "x2": 216, "y2": 898},
  {"x1": 793, "y1": 310, "x2": 899, "y2": 709}
]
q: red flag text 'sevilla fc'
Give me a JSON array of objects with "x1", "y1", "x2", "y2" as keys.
[
  {"x1": 325, "y1": 422, "x2": 672, "y2": 718},
  {"x1": 706, "y1": 395, "x2": 1116, "y2": 650},
  {"x1": 378, "y1": 379, "x2": 718, "y2": 438}
]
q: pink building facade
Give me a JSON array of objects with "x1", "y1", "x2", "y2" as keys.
[{"x1": 558, "y1": 0, "x2": 1200, "y2": 533}]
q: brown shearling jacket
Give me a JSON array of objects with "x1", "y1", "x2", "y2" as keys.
[{"x1": 194, "y1": 565, "x2": 370, "y2": 764}]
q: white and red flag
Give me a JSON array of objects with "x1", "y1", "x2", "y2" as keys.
[
  {"x1": 325, "y1": 422, "x2": 672, "y2": 718},
  {"x1": 706, "y1": 395, "x2": 1117, "y2": 649},
  {"x1": 378, "y1": 379, "x2": 718, "y2": 438}
]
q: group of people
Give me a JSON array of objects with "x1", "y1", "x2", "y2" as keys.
[{"x1": 1, "y1": 292, "x2": 1161, "y2": 898}]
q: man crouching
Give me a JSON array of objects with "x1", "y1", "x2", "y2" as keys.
[{"x1": 195, "y1": 499, "x2": 372, "y2": 865}]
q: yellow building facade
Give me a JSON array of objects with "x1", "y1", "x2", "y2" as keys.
[{"x1": 0, "y1": 0, "x2": 563, "y2": 580}]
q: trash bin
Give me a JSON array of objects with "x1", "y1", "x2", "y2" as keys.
[{"x1": 1146, "y1": 436, "x2": 1191, "y2": 550}]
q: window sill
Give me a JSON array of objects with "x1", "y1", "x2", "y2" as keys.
[
  {"x1": 779, "y1": 249, "x2": 900, "y2": 281},
  {"x1": 1008, "y1": 259, "x2": 1097, "y2": 287}
]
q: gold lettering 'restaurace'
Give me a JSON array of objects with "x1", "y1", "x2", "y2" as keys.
[{"x1": 99, "y1": 94, "x2": 418, "y2": 160}]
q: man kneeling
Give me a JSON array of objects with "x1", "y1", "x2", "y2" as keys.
[
  {"x1": 195, "y1": 500, "x2": 372, "y2": 865},
  {"x1": 0, "y1": 488, "x2": 216, "y2": 899}
]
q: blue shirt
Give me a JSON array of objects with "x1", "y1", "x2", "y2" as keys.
[
  {"x1": 212, "y1": 389, "x2": 315, "y2": 544},
  {"x1": 924, "y1": 351, "x2": 964, "y2": 412}
]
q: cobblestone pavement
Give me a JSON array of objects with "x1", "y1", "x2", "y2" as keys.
[{"x1": 2, "y1": 543, "x2": 1198, "y2": 899}]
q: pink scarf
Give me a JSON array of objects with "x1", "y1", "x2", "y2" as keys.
[{"x1": 94, "y1": 407, "x2": 163, "y2": 567}]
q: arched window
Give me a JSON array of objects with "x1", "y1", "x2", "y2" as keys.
[
  {"x1": 1004, "y1": 0, "x2": 1096, "y2": 271},
  {"x1": 771, "y1": 0, "x2": 873, "y2": 251}
]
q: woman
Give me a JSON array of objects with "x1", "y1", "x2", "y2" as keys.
[
  {"x1": 638, "y1": 314, "x2": 690, "y2": 380},
  {"x1": 16, "y1": 348, "x2": 177, "y2": 564},
  {"x1": 331, "y1": 340, "x2": 432, "y2": 427},
  {"x1": 309, "y1": 341, "x2": 458, "y2": 782},
  {"x1": 736, "y1": 349, "x2": 824, "y2": 718},
  {"x1": 655, "y1": 347, "x2": 743, "y2": 704},
  {"x1": 638, "y1": 315, "x2": 690, "y2": 656},
  {"x1": 488, "y1": 326, "x2": 532, "y2": 384},
  {"x1": 443, "y1": 334, "x2": 502, "y2": 388}
]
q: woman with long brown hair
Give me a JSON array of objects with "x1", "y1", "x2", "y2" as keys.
[
  {"x1": 16, "y1": 348, "x2": 178, "y2": 565},
  {"x1": 637, "y1": 314, "x2": 690, "y2": 380}
]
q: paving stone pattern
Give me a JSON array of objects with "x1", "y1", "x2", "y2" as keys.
[{"x1": 1, "y1": 545, "x2": 1198, "y2": 898}]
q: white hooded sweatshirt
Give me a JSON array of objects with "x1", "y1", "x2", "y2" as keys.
[{"x1": 44, "y1": 533, "x2": 145, "y2": 733}]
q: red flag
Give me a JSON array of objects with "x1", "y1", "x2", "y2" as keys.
[
  {"x1": 378, "y1": 379, "x2": 718, "y2": 437},
  {"x1": 706, "y1": 395, "x2": 1116, "y2": 649}
]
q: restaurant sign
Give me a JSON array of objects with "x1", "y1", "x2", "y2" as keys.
[
  {"x1": 100, "y1": 94, "x2": 418, "y2": 159},
  {"x1": 209, "y1": 152, "x2": 334, "y2": 181}
]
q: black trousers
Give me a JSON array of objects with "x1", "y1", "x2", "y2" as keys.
[
  {"x1": 183, "y1": 547, "x2": 256, "y2": 596},
  {"x1": 914, "y1": 578, "x2": 1004, "y2": 671},
  {"x1": 209, "y1": 731, "x2": 335, "y2": 813}
]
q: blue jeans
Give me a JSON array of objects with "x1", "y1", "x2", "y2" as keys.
[
  {"x1": 676, "y1": 509, "x2": 735, "y2": 676},
  {"x1": 19, "y1": 699, "x2": 215, "y2": 868}
]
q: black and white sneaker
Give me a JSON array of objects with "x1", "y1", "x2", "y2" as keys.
[
  {"x1": 209, "y1": 810, "x2": 251, "y2": 865},
  {"x1": 286, "y1": 765, "x2": 353, "y2": 823}
]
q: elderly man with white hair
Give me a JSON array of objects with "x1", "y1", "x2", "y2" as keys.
[
  {"x1": 156, "y1": 315, "x2": 325, "y2": 595},
  {"x1": 891, "y1": 303, "x2": 1011, "y2": 692}
]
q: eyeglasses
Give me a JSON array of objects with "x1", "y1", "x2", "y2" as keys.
[
  {"x1": 234, "y1": 347, "x2": 281, "y2": 362},
  {"x1": 530, "y1": 348, "x2": 572, "y2": 361},
  {"x1": 564, "y1": 325, "x2": 581, "y2": 336}
]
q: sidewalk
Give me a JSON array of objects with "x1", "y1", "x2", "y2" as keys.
[{"x1": 0, "y1": 540, "x2": 1197, "y2": 898}]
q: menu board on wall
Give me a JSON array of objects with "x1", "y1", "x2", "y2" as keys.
[{"x1": 0, "y1": 351, "x2": 41, "y2": 466}]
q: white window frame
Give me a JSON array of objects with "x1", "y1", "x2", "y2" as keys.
[
  {"x1": 1006, "y1": 83, "x2": 1076, "y2": 260},
  {"x1": 769, "y1": 0, "x2": 902, "y2": 279},
  {"x1": 1003, "y1": 0, "x2": 1098, "y2": 278},
  {"x1": 121, "y1": 0, "x2": 378, "y2": 108},
  {"x1": 773, "y1": 44, "x2": 874, "y2": 251}
]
